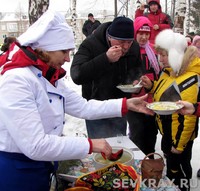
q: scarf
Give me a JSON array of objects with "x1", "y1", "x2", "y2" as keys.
[
  {"x1": 141, "y1": 41, "x2": 160, "y2": 75},
  {"x1": 1, "y1": 42, "x2": 66, "y2": 86}
]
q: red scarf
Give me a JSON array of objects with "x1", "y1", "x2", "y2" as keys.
[{"x1": 1, "y1": 42, "x2": 66, "y2": 85}]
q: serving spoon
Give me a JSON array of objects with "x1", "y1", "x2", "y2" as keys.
[{"x1": 101, "y1": 149, "x2": 123, "y2": 161}]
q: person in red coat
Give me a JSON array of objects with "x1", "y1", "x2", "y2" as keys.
[{"x1": 135, "y1": 0, "x2": 174, "y2": 44}]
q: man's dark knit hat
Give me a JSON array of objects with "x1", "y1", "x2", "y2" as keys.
[
  {"x1": 88, "y1": 13, "x2": 93, "y2": 17},
  {"x1": 108, "y1": 16, "x2": 134, "y2": 40}
]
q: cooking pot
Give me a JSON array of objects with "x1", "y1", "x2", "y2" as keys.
[{"x1": 93, "y1": 146, "x2": 134, "y2": 169}]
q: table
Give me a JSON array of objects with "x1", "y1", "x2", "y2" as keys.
[
  {"x1": 106, "y1": 136, "x2": 146, "y2": 160},
  {"x1": 57, "y1": 136, "x2": 180, "y2": 191},
  {"x1": 57, "y1": 136, "x2": 144, "y2": 184}
]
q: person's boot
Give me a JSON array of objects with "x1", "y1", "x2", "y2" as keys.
[{"x1": 197, "y1": 169, "x2": 200, "y2": 178}]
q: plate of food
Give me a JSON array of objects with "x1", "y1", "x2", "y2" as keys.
[
  {"x1": 116, "y1": 84, "x2": 142, "y2": 93},
  {"x1": 146, "y1": 101, "x2": 183, "y2": 115},
  {"x1": 57, "y1": 156, "x2": 96, "y2": 182}
]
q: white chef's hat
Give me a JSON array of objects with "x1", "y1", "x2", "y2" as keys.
[
  {"x1": 155, "y1": 29, "x2": 188, "y2": 74},
  {"x1": 17, "y1": 9, "x2": 75, "y2": 51}
]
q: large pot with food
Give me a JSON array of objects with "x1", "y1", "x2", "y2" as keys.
[{"x1": 93, "y1": 147, "x2": 134, "y2": 170}]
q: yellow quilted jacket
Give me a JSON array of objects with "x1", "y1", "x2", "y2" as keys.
[{"x1": 152, "y1": 57, "x2": 200, "y2": 151}]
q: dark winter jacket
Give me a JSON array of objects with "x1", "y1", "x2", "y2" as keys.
[
  {"x1": 82, "y1": 19, "x2": 101, "y2": 37},
  {"x1": 71, "y1": 22, "x2": 144, "y2": 101}
]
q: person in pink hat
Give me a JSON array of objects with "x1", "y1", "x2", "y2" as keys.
[
  {"x1": 127, "y1": 16, "x2": 160, "y2": 157},
  {"x1": 135, "y1": 0, "x2": 174, "y2": 44}
]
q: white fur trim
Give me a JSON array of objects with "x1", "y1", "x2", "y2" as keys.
[
  {"x1": 155, "y1": 29, "x2": 174, "y2": 50},
  {"x1": 155, "y1": 29, "x2": 187, "y2": 74},
  {"x1": 168, "y1": 48, "x2": 184, "y2": 74}
]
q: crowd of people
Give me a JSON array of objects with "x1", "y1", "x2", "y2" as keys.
[
  {"x1": 0, "y1": 9, "x2": 153, "y2": 191},
  {"x1": 0, "y1": 0, "x2": 200, "y2": 190},
  {"x1": 78, "y1": 1, "x2": 200, "y2": 190}
]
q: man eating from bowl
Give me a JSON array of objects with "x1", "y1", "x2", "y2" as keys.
[{"x1": 70, "y1": 16, "x2": 144, "y2": 139}]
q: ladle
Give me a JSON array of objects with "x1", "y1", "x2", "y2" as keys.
[{"x1": 101, "y1": 149, "x2": 123, "y2": 161}]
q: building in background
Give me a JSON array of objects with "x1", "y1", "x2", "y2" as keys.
[
  {"x1": 0, "y1": 12, "x2": 29, "y2": 44},
  {"x1": 0, "y1": 11, "x2": 114, "y2": 45}
]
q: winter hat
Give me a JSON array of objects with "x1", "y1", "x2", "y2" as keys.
[
  {"x1": 192, "y1": 35, "x2": 200, "y2": 47},
  {"x1": 138, "y1": 26, "x2": 151, "y2": 32},
  {"x1": 155, "y1": 29, "x2": 188, "y2": 74},
  {"x1": 134, "y1": 16, "x2": 152, "y2": 39},
  {"x1": 148, "y1": 0, "x2": 160, "y2": 5},
  {"x1": 108, "y1": 16, "x2": 134, "y2": 40},
  {"x1": 134, "y1": 16, "x2": 160, "y2": 74},
  {"x1": 148, "y1": 0, "x2": 161, "y2": 8},
  {"x1": 17, "y1": 9, "x2": 75, "y2": 51},
  {"x1": 88, "y1": 13, "x2": 94, "y2": 17}
]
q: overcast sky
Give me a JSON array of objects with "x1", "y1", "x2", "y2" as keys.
[
  {"x1": 0, "y1": 0, "x2": 166, "y2": 18},
  {"x1": 0, "y1": 0, "x2": 116, "y2": 13}
]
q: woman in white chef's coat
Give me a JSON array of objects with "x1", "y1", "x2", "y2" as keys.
[{"x1": 0, "y1": 10, "x2": 153, "y2": 191}]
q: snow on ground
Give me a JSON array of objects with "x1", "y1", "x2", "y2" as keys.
[{"x1": 62, "y1": 61, "x2": 87, "y2": 137}]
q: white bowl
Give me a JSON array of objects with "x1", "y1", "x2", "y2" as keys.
[
  {"x1": 146, "y1": 101, "x2": 183, "y2": 115},
  {"x1": 116, "y1": 84, "x2": 142, "y2": 93},
  {"x1": 93, "y1": 147, "x2": 134, "y2": 170}
]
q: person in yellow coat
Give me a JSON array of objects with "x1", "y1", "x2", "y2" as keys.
[{"x1": 141, "y1": 29, "x2": 200, "y2": 191}]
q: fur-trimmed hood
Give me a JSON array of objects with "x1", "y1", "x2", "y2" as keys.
[{"x1": 155, "y1": 29, "x2": 188, "y2": 75}]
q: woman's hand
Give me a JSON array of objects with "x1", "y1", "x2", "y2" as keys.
[
  {"x1": 176, "y1": 100, "x2": 195, "y2": 115},
  {"x1": 91, "y1": 139, "x2": 112, "y2": 158},
  {"x1": 126, "y1": 94, "x2": 154, "y2": 115}
]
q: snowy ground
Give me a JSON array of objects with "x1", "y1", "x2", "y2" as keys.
[
  {"x1": 62, "y1": 61, "x2": 200, "y2": 191},
  {"x1": 62, "y1": 62, "x2": 87, "y2": 137}
]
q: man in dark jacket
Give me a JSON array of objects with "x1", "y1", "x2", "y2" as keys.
[
  {"x1": 71, "y1": 16, "x2": 144, "y2": 138},
  {"x1": 82, "y1": 13, "x2": 101, "y2": 37}
]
